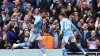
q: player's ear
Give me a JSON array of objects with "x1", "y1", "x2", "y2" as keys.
[{"x1": 59, "y1": 15, "x2": 62, "y2": 20}]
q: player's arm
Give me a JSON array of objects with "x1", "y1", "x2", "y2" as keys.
[
  {"x1": 60, "y1": 21, "x2": 63, "y2": 35},
  {"x1": 32, "y1": 19, "x2": 39, "y2": 32},
  {"x1": 71, "y1": 23, "x2": 81, "y2": 35}
]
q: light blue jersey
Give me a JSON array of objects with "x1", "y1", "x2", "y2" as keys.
[
  {"x1": 34, "y1": 15, "x2": 42, "y2": 34},
  {"x1": 60, "y1": 18, "x2": 80, "y2": 36}
]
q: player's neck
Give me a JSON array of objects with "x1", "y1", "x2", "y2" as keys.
[{"x1": 62, "y1": 17, "x2": 65, "y2": 20}]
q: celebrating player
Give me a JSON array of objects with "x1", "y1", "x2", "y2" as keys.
[
  {"x1": 59, "y1": 13, "x2": 88, "y2": 56},
  {"x1": 12, "y1": 8, "x2": 46, "y2": 56}
]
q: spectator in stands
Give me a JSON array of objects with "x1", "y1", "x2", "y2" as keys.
[
  {"x1": 88, "y1": 21, "x2": 95, "y2": 31},
  {"x1": 48, "y1": 20, "x2": 59, "y2": 48},
  {"x1": 1, "y1": 0, "x2": 14, "y2": 11},
  {"x1": 0, "y1": 25, "x2": 17, "y2": 45},
  {"x1": 26, "y1": 11, "x2": 34, "y2": 23},
  {"x1": 95, "y1": 17, "x2": 100, "y2": 30},
  {"x1": 12, "y1": 7, "x2": 19, "y2": 13},
  {"x1": 50, "y1": 8, "x2": 59, "y2": 21},
  {"x1": 13, "y1": 0, "x2": 23, "y2": 14},
  {"x1": 79, "y1": 19, "x2": 85, "y2": 25},
  {"x1": 0, "y1": 36, "x2": 5, "y2": 49},
  {"x1": 72, "y1": 11, "x2": 79, "y2": 26},
  {"x1": 81, "y1": 23, "x2": 90, "y2": 52},
  {"x1": 66, "y1": 5, "x2": 73, "y2": 18},
  {"x1": 96, "y1": 24, "x2": 100, "y2": 37},
  {"x1": 0, "y1": 8, "x2": 9, "y2": 25},
  {"x1": 9, "y1": 19, "x2": 19, "y2": 41},
  {"x1": 38, "y1": 30, "x2": 55, "y2": 49},
  {"x1": 12, "y1": 30, "x2": 32, "y2": 49},
  {"x1": 0, "y1": 9, "x2": 4, "y2": 27},
  {"x1": 68, "y1": 31, "x2": 82, "y2": 52},
  {"x1": 10, "y1": 13, "x2": 20, "y2": 27},
  {"x1": 87, "y1": 30, "x2": 99, "y2": 52},
  {"x1": 22, "y1": 0, "x2": 28, "y2": 11},
  {"x1": 50, "y1": 0, "x2": 62, "y2": 14},
  {"x1": 24, "y1": 3, "x2": 33, "y2": 14},
  {"x1": 52, "y1": 20, "x2": 59, "y2": 48},
  {"x1": 18, "y1": 29, "x2": 27, "y2": 43},
  {"x1": 22, "y1": 15, "x2": 31, "y2": 30},
  {"x1": 97, "y1": 1, "x2": 100, "y2": 13},
  {"x1": 77, "y1": 21, "x2": 83, "y2": 32}
]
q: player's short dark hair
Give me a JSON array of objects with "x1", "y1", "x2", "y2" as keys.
[
  {"x1": 40, "y1": 10, "x2": 47, "y2": 14},
  {"x1": 59, "y1": 13, "x2": 66, "y2": 17}
]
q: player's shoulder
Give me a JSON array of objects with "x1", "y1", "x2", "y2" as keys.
[{"x1": 64, "y1": 18, "x2": 71, "y2": 22}]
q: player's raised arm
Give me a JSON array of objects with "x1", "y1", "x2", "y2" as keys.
[{"x1": 34, "y1": 17, "x2": 41, "y2": 26}]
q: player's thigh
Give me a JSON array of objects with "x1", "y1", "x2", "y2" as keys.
[
  {"x1": 19, "y1": 43, "x2": 26, "y2": 47},
  {"x1": 62, "y1": 35, "x2": 70, "y2": 44},
  {"x1": 27, "y1": 43, "x2": 32, "y2": 47},
  {"x1": 36, "y1": 34, "x2": 43, "y2": 43},
  {"x1": 19, "y1": 43, "x2": 32, "y2": 47},
  {"x1": 29, "y1": 30, "x2": 37, "y2": 42}
]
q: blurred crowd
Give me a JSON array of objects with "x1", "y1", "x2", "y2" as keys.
[{"x1": 0, "y1": 0, "x2": 100, "y2": 52}]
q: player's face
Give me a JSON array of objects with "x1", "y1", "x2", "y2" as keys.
[{"x1": 41, "y1": 12, "x2": 47, "y2": 18}]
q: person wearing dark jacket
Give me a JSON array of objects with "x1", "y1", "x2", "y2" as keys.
[
  {"x1": 96, "y1": 24, "x2": 100, "y2": 37},
  {"x1": 0, "y1": 25, "x2": 17, "y2": 45},
  {"x1": 9, "y1": 19, "x2": 19, "y2": 43},
  {"x1": 0, "y1": 37, "x2": 5, "y2": 49},
  {"x1": 68, "y1": 31, "x2": 81, "y2": 52},
  {"x1": 81, "y1": 23, "x2": 91, "y2": 52}
]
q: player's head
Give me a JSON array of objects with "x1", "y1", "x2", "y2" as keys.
[
  {"x1": 59, "y1": 13, "x2": 66, "y2": 20},
  {"x1": 41, "y1": 10, "x2": 47, "y2": 19}
]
